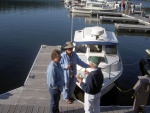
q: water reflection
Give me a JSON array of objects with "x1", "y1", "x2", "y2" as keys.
[{"x1": 0, "y1": 0, "x2": 63, "y2": 12}]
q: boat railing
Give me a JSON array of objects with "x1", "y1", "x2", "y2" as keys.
[{"x1": 101, "y1": 60, "x2": 120, "y2": 79}]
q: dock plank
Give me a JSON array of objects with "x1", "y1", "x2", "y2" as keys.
[
  {"x1": 14, "y1": 105, "x2": 21, "y2": 113},
  {"x1": 104, "y1": 106, "x2": 113, "y2": 113},
  {"x1": 115, "y1": 23, "x2": 150, "y2": 32},
  {"x1": 72, "y1": 107, "x2": 81, "y2": 113},
  {"x1": 2, "y1": 105, "x2": 10, "y2": 113},
  {"x1": 0, "y1": 105, "x2": 5, "y2": 113},
  {"x1": 19, "y1": 106, "x2": 27, "y2": 113},
  {"x1": 26, "y1": 106, "x2": 33, "y2": 113},
  {"x1": 37, "y1": 106, "x2": 44, "y2": 113},
  {"x1": 92, "y1": 11, "x2": 122, "y2": 17},
  {"x1": 77, "y1": 107, "x2": 84, "y2": 113},
  {"x1": 8, "y1": 105, "x2": 16, "y2": 113},
  {"x1": 61, "y1": 107, "x2": 68, "y2": 113},
  {"x1": 117, "y1": 106, "x2": 128, "y2": 113},
  {"x1": 32, "y1": 106, "x2": 39, "y2": 113},
  {"x1": 43, "y1": 106, "x2": 49, "y2": 113},
  {"x1": 111, "y1": 106, "x2": 119, "y2": 113},
  {"x1": 100, "y1": 16, "x2": 138, "y2": 23},
  {"x1": 101, "y1": 107, "x2": 108, "y2": 113}
]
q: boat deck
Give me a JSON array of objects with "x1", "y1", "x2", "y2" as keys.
[{"x1": 0, "y1": 45, "x2": 150, "y2": 113}]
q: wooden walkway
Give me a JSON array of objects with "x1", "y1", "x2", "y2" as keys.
[
  {"x1": 115, "y1": 23, "x2": 150, "y2": 32},
  {"x1": 100, "y1": 16, "x2": 138, "y2": 23},
  {"x1": 0, "y1": 45, "x2": 150, "y2": 113},
  {"x1": 0, "y1": 45, "x2": 83, "y2": 107},
  {"x1": 92, "y1": 11, "x2": 122, "y2": 17}
]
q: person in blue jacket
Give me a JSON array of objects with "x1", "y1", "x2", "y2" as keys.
[
  {"x1": 60, "y1": 41, "x2": 89, "y2": 104},
  {"x1": 47, "y1": 49, "x2": 64, "y2": 113},
  {"x1": 76, "y1": 56, "x2": 104, "y2": 113}
]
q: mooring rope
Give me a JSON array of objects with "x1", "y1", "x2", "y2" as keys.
[
  {"x1": 113, "y1": 82, "x2": 137, "y2": 98},
  {"x1": 113, "y1": 82, "x2": 133, "y2": 92}
]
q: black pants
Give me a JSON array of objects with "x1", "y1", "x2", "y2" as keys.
[{"x1": 49, "y1": 88, "x2": 61, "y2": 113}]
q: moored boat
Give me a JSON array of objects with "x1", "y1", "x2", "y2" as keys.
[
  {"x1": 70, "y1": 1, "x2": 118, "y2": 13},
  {"x1": 73, "y1": 26, "x2": 123, "y2": 99}
]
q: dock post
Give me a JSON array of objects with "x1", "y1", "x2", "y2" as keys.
[
  {"x1": 140, "y1": 3, "x2": 142, "y2": 11},
  {"x1": 132, "y1": 5, "x2": 135, "y2": 15},
  {"x1": 141, "y1": 9, "x2": 144, "y2": 17},
  {"x1": 133, "y1": 75, "x2": 150, "y2": 113},
  {"x1": 132, "y1": 8, "x2": 134, "y2": 15}
]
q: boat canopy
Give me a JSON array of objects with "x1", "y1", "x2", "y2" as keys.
[{"x1": 74, "y1": 26, "x2": 118, "y2": 45}]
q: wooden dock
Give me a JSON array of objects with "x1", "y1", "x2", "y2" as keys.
[
  {"x1": 0, "y1": 46, "x2": 83, "y2": 109},
  {"x1": 100, "y1": 16, "x2": 139, "y2": 23},
  {"x1": 0, "y1": 45, "x2": 150, "y2": 113},
  {"x1": 122, "y1": 14, "x2": 150, "y2": 26},
  {"x1": 91, "y1": 11, "x2": 122, "y2": 17},
  {"x1": 115, "y1": 23, "x2": 150, "y2": 32}
]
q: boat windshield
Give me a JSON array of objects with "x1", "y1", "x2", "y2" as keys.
[
  {"x1": 105, "y1": 45, "x2": 117, "y2": 54},
  {"x1": 75, "y1": 44, "x2": 86, "y2": 53},
  {"x1": 90, "y1": 45, "x2": 102, "y2": 53}
]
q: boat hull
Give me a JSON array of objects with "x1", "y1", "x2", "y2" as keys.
[{"x1": 71, "y1": 7, "x2": 117, "y2": 14}]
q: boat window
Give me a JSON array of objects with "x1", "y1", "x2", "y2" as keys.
[
  {"x1": 90, "y1": 45, "x2": 102, "y2": 53},
  {"x1": 75, "y1": 44, "x2": 86, "y2": 53},
  {"x1": 105, "y1": 45, "x2": 117, "y2": 54}
]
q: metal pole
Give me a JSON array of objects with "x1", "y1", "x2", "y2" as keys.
[
  {"x1": 109, "y1": 66, "x2": 111, "y2": 79},
  {"x1": 140, "y1": 3, "x2": 142, "y2": 11},
  {"x1": 97, "y1": 14, "x2": 99, "y2": 26},
  {"x1": 71, "y1": 13, "x2": 73, "y2": 42}
]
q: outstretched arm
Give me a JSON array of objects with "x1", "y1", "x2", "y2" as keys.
[{"x1": 76, "y1": 55, "x2": 89, "y2": 68}]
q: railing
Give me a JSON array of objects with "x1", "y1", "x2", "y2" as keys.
[
  {"x1": 101, "y1": 60, "x2": 121, "y2": 79},
  {"x1": 78, "y1": 59, "x2": 122, "y2": 79}
]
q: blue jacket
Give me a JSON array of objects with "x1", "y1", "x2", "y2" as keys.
[
  {"x1": 60, "y1": 51, "x2": 89, "y2": 87},
  {"x1": 46, "y1": 61, "x2": 64, "y2": 92}
]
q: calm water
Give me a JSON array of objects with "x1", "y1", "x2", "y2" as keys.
[{"x1": 0, "y1": 0, "x2": 150, "y2": 106}]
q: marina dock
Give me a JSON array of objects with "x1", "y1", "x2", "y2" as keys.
[
  {"x1": 92, "y1": 11, "x2": 123, "y2": 17},
  {"x1": 91, "y1": 11, "x2": 144, "y2": 16},
  {"x1": 100, "y1": 16, "x2": 139, "y2": 23},
  {"x1": 115, "y1": 23, "x2": 150, "y2": 32},
  {"x1": 0, "y1": 45, "x2": 150, "y2": 113}
]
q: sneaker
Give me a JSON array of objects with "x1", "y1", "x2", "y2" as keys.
[
  {"x1": 69, "y1": 97, "x2": 75, "y2": 101},
  {"x1": 65, "y1": 99, "x2": 72, "y2": 104}
]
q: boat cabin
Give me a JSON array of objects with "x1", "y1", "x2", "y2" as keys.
[{"x1": 73, "y1": 26, "x2": 119, "y2": 65}]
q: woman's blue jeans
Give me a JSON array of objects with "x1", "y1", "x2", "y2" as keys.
[{"x1": 49, "y1": 88, "x2": 61, "y2": 113}]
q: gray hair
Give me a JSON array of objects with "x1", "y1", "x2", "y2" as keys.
[{"x1": 91, "y1": 61, "x2": 98, "y2": 68}]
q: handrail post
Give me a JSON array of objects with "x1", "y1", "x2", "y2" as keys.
[
  {"x1": 133, "y1": 75, "x2": 150, "y2": 112},
  {"x1": 109, "y1": 66, "x2": 111, "y2": 79},
  {"x1": 118, "y1": 60, "x2": 120, "y2": 71}
]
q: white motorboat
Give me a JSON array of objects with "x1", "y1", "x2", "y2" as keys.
[
  {"x1": 70, "y1": 1, "x2": 118, "y2": 13},
  {"x1": 73, "y1": 26, "x2": 123, "y2": 98}
]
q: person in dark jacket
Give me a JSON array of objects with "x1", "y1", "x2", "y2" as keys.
[{"x1": 76, "y1": 56, "x2": 104, "y2": 113}]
